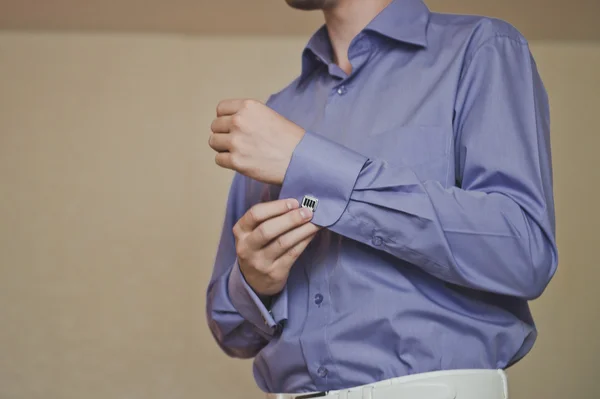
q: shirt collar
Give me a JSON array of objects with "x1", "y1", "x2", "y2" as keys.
[{"x1": 301, "y1": 0, "x2": 430, "y2": 78}]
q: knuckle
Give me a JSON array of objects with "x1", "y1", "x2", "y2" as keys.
[
  {"x1": 229, "y1": 154, "x2": 243, "y2": 170},
  {"x1": 230, "y1": 114, "x2": 243, "y2": 128},
  {"x1": 229, "y1": 133, "x2": 241, "y2": 151},
  {"x1": 208, "y1": 134, "x2": 218, "y2": 149},
  {"x1": 216, "y1": 101, "x2": 225, "y2": 115},
  {"x1": 214, "y1": 153, "x2": 224, "y2": 166},
  {"x1": 287, "y1": 246, "x2": 299, "y2": 260},
  {"x1": 235, "y1": 241, "x2": 247, "y2": 259},
  {"x1": 256, "y1": 224, "x2": 269, "y2": 241},
  {"x1": 275, "y1": 236, "x2": 287, "y2": 251},
  {"x1": 232, "y1": 223, "x2": 241, "y2": 238},
  {"x1": 242, "y1": 99, "x2": 259, "y2": 110},
  {"x1": 247, "y1": 207, "x2": 260, "y2": 225}
]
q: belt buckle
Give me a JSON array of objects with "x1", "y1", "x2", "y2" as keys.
[{"x1": 296, "y1": 392, "x2": 328, "y2": 399}]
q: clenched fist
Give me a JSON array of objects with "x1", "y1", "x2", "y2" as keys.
[
  {"x1": 209, "y1": 99, "x2": 305, "y2": 185},
  {"x1": 234, "y1": 199, "x2": 321, "y2": 297}
]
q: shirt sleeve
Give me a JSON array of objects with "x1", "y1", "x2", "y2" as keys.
[
  {"x1": 279, "y1": 36, "x2": 558, "y2": 300},
  {"x1": 206, "y1": 173, "x2": 287, "y2": 358}
]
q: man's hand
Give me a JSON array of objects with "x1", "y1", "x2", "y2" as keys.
[
  {"x1": 234, "y1": 198, "x2": 320, "y2": 297},
  {"x1": 209, "y1": 99, "x2": 305, "y2": 185}
]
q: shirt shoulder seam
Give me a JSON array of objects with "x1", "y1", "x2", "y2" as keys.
[{"x1": 463, "y1": 33, "x2": 528, "y2": 72}]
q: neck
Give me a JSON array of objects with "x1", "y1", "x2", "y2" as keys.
[{"x1": 323, "y1": 0, "x2": 392, "y2": 74}]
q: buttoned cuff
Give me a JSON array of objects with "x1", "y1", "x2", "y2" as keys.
[
  {"x1": 228, "y1": 261, "x2": 288, "y2": 335},
  {"x1": 279, "y1": 131, "x2": 367, "y2": 227}
]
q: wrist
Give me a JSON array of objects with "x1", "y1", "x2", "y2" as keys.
[{"x1": 238, "y1": 262, "x2": 276, "y2": 301}]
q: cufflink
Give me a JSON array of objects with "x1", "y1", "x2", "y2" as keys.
[{"x1": 301, "y1": 195, "x2": 318, "y2": 212}]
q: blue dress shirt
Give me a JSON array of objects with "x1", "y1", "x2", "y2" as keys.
[{"x1": 206, "y1": 0, "x2": 558, "y2": 393}]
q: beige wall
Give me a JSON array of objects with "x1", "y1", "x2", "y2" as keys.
[{"x1": 0, "y1": 32, "x2": 597, "y2": 399}]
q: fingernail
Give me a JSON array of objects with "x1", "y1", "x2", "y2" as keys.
[{"x1": 287, "y1": 199, "x2": 299, "y2": 210}]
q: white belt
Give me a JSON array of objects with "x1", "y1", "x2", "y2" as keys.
[{"x1": 267, "y1": 369, "x2": 508, "y2": 399}]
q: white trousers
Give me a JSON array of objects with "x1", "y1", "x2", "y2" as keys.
[{"x1": 267, "y1": 369, "x2": 508, "y2": 399}]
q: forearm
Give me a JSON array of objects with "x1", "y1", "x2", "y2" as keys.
[
  {"x1": 206, "y1": 262, "x2": 275, "y2": 358},
  {"x1": 206, "y1": 173, "x2": 284, "y2": 357},
  {"x1": 335, "y1": 163, "x2": 556, "y2": 298},
  {"x1": 279, "y1": 132, "x2": 557, "y2": 299}
]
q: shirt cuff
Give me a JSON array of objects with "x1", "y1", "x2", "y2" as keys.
[
  {"x1": 228, "y1": 260, "x2": 288, "y2": 334},
  {"x1": 279, "y1": 131, "x2": 367, "y2": 227}
]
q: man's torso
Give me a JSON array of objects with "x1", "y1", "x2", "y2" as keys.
[{"x1": 241, "y1": 4, "x2": 536, "y2": 393}]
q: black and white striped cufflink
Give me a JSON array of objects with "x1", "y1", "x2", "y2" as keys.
[{"x1": 301, "y1": 195, "x2": 318, "y2": 212}]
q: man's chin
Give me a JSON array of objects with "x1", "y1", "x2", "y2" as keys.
[{"x1": 285, "y1": 0, "x2": 334, "y2": 11}]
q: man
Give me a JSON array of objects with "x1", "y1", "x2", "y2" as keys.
[{"x1": 206, "y1": 0, "x2": 558, "y2": 397}]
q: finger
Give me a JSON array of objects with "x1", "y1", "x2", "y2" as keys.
[
  {"x1": 208, "y1": 133, "x2": 232, "y2": 152},
  {"x1": 263, "y1": 222, "x2": 321, "y2": 260},
  {"x1": 271, "y1": 232, "x2": 317, "y2": 271},
  {"x1": 245, "y1": 207, "x2": 313, "y2": 249},
  {"x1": 211, "y1": 116, "x2": 232, "y2": 133},
  {"x1": 216, "y1": 99, "x2": 245, "y2": 117},
  {"x1": 237, "y1": 199, "x2": 300, "y2": 234},
  {"x1": 215, "y1": 152, "x2": 234, "y2": 169}
]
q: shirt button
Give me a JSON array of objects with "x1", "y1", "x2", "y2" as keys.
[
  {"x1": 317, "y1": 366, "x2": 328, "y2": 378},
  {"x1": 337, "y1": 86, "x2": 347, "y2": 95},
  {"x1": 372, "y1": 236, "x2": 383, "y2": 246},
  {"x1": 314, "y1": 293, "x2": 324, "y2": 305}
]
